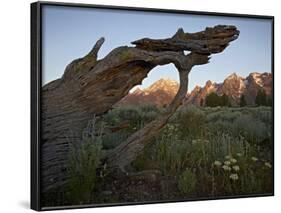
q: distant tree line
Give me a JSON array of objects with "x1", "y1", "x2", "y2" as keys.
[
  {"x1": 202, "y1": 89, "x2": 272, "y2": 107},
  {"x1": 254, "y1": 89, "x2": 272, "y2": 106},
  {"x1": 239, "y1": 94, "x2": 247, "y2": 107},
  {"x1": 203, "y1": 93, "x2": 231, "y2": 107}
]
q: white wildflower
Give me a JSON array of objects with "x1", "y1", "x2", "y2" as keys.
[
  {"x1": 224, "y1": 161, "x2": 231, "y2": 166},
  {"x1": 222, "y1": 165, "x2": 231, "y2": 171},
  {"x1": 251, "y1": 157, "x2": 258, "y2": 162},
  {"x1": 169, "y1": 125, "x2": 175, "y2": 130},
  {"x1": 264, "y1": 162, "x2": 272, "y2": 168},
  {"x1": 232, "y1": 165, "x2": 240, "y2": 172},
  {"x1": 236, "y1": 153, "x2": 242, "y2": 157},
  {"x1": 229, "y1": 173, "x2": 239, "y2": 181},
  {"x1": 225, "y1": 155, "x2": 231, "y2": 160},
  {"x1": 214, "y1": 160, "x2": 222, "y2": 167},
  {"x1": 192, "y1": 139, "x2": 197, "y2": 144},
  {"x1": 230, "y1": 158, "x2": 237, "y2": 164}
]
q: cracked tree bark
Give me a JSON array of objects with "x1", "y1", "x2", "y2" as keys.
[{"x1": 41, "y1": 25, "x2": 239, "y2": 192}]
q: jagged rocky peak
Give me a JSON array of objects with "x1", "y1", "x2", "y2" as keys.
[
  {"x1": 204, "y1": 80, "x2": 218, "y2": 92},
  {"x1": 218, "y1": 72, "x2": 246, "y2": 104},
  {"x1": 118, "y1": 78, "x2": 180, "y2": 107},
  {"x1": 223, "y1": 72, "x2": 245, "y2": 87},
  {"x1": 244, "y1": 72, "x2": 272, "y2": 104},
  {"x1": 193, "y1": 85, "x2": 201, "y2": 91},
  {"x1": 119, "y1": 72, "x2": 272, "y2": 107},
  {"x1": 146, "y1": 78, "x2": 179, "y2": 93},
  {"x1": 225, "y1": 72, "x2": 239, "y2": 79},
  {"x1": 186, "y1": 72, "x2": 272, "y2": 106},
  {"x1": 205, "y1": 80, "x2": 213, "y2": 87},
  {"x1": 247, "y1": 72, "x2": 272, "y2": 88}
]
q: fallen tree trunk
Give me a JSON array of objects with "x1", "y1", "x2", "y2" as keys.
[{"x1": 41, "y1": 25, "x2": 239, "y2": 192}]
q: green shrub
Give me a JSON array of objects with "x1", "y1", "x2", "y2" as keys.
[
  {"x1": 67, "y1": 118, "x2": 103, "y2": 204},
  {"x1": 154, "y1": 135, "x2": 190, "y2": 175},
  {"x1": 101, "y1": 104, "x2": 161, "y2": 150},
  {"x1": 101, "y1": 131, "x2": 129, "y2": 150},
  {"x1": 173, "y1": 105, "x2": 206, "y2": 138},
  {"x1": 206, "y1": 109, "x2": 242, "y2": 123},
  {"x1": 232, "y1": 115, "x2": 269, "y2": 143},
  {"x1": 102, "y1": 105, "x2": 272, "y2": 198},
  {"x1": 103, "y1": 104, "x2": 161, "y2": 133},
  {"x1": 178, "y1": 169, "x2": 197, "y2": 195},
  {"x1": 252, "y1": 107, "x2": 272, "y2": 125}
]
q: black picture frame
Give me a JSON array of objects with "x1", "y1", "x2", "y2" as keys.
[{"x1": 31, "y1": 1, "x2": 274, "y2": 211}]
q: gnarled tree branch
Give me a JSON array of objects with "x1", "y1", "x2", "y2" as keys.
[
  {"x1": 41, "y1": 25, "x2": 239, "y2": 192},
  {"x1": 132, "y1": 25, "x2": 239, "y2": 53}
]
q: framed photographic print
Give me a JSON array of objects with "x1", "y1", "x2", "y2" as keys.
[{"x1": 31, "y1": 1, "x2": 274, "y2": 211}]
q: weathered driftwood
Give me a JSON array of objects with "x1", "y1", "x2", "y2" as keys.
[
  {"x1": 41, "y1": 25, "x2": 239, "y2": 192},
  {"x1": 132, "y1": 25, "x2": 239, "y2": 53}
]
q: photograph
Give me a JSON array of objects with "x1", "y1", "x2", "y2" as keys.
[{"x1": 32, "y1": 2, "x2": 274, "y2": 210}]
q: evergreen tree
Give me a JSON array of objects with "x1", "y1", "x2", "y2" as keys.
[
  {"x1": 221, "y1": 94, "x2": 231, "y2": 107},
  {"x1": 205, "y1": 92, "x2": 220, "y2": 107},
  {"x1": 266, "y1": 96, "x2": 272, "y2": 106},
  {"x1": 205, "y1": 92, "x2": 231, "y2": 107},
  {"x1": 240, "y1": 94, "x2": 247, "y2": 107},
  {"x1": 200, "y1": 98, "x2": 204, "y2": 107},
  {"x1": 255, "y1": 89, "x2": 267, "y2": 106}
]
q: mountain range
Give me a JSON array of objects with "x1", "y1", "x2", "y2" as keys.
[{"x1": 118, "y1": 72, "x2": 272, "y2": 107}]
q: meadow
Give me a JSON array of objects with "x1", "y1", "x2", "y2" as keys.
[{"x1": 59, "y1": 104, "x2": 273, "y2": 205}]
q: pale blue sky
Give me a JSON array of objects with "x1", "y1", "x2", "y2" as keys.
[{"x1": 42, "y1": 5, "x2": 272, "y2": 91}]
